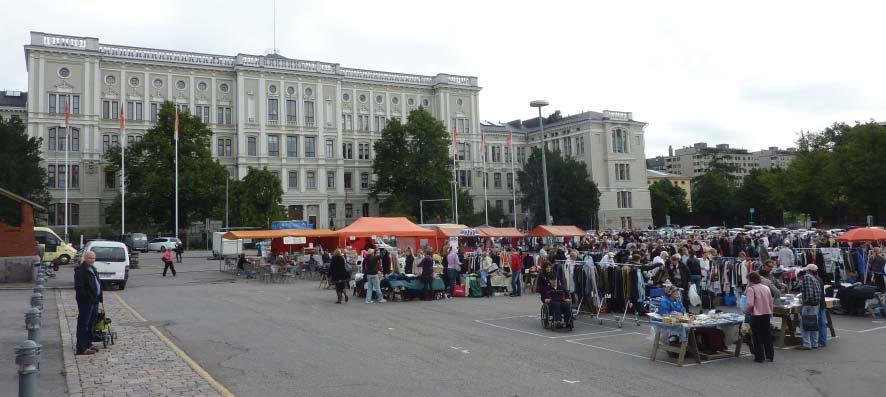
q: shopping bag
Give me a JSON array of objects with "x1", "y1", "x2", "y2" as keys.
[
  {"x1": 689, "y1": 284, "x2": 701, "y2": 307},
  {"x1": 723, "y1": 293, "x2": 737, "y2": 306},
  {"x1": 453, "y1": 284, "x2": 466, "y2": 297},
  {"x1": 802, "y1": 314, "x2": 820, "y2": 331},
  {"x1": 738, "y1": 294, "x2": 747, "y2": 312}
]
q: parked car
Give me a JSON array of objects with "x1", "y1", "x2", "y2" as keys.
[
  {"x1": 82, "y1": 240, "x2": 129, "y2": 290},
  {"x1": 117, "y1": 233, "x2": 149, "y2": 252},
  {"x1": 147, "y1": 237, "x2": 182, "y2": 252},
  {"x1": 33, "y1": 227, "x2": 78, "y2": 266}
]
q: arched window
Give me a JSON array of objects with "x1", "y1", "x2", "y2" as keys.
[{"x1": 611, "y1": 128, "x2": 628, "y2": 153}]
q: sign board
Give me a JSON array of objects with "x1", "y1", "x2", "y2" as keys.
[
  {"x1": 308, "y1": 243, "x2": 314, "y2": 248},
  {"x1": 283, "y1": 236, "x2": 306, "y2": 245},
  {"x1": 749, "y1": 208, "x2": 755, "y2": 214},
  {"x1": 349, "y1": 236, "x2": 356, "y2": 241}
]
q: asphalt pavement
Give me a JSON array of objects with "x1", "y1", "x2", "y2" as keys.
[{"x1": 110, "y1": 252, "x2": 886, "y2": 397}]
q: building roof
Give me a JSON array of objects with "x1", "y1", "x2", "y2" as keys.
[
  {"x1": 646, "y1": 169, "x2": 686, "y2": 179},
  {"x1": 0, "y1": 91, "x2": 27, "y2": 108},
  {"x1": 336, "y1": 217, "x2": 436, "y2": 238},
  {"x1": 482, "y1": 110, "x2": 642, "y2": 135},
  {"x1": 0, "y1": 187, "x2": 45, "y2": 211}
]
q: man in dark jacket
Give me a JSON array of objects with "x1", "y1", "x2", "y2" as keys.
[
  {"x1": 363, "y1": 250, "x2": 385, "y2": 303},
  {"x1": 541, "y1": 278, "x2": 572, "y2": 325},
  {"x1": 74, "y1": 251, "x2": 101, "y2": 355},
  {"x1": 419, "y1": 247, "x2": 435, "y2": 301}
]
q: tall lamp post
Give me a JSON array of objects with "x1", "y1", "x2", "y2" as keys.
[{"x1": 530, "y1": 100, "x2": 552, "y2": 225}]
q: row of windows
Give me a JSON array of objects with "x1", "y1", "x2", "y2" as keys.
[
  {"x1": 98, "y1": 99, "x2": 234, "y2": 125},
  {"x1": 47, "y1": 94, "x2": 80, "y2": 115},
  {"x1": 47, "y1": 127, "x2": 79, "y2": 152},
  {"x1": 324, "y1": 203, "x2": 370, "y2": 220},
  {"x1": 615, "y1": 163, "x2": 631, "y2": 181},
  {"x1": 485, "y1": 199, "x2": 517, "y2": 214},
  {"x1": 102, "y1": 134, "x2": 142, "y2": 154},
  {"x1": 47, "y1": 203, "x2": 79, "y2": 226},
  {"x1": 457, "y1": 170, "x2": 514, "y2": 190},
  {"x1": 47, "y1": 165, "x2": 79, "y2": 189},
  {"x1": 281, "y1": 170, "x2": 371, "y2": 190}
]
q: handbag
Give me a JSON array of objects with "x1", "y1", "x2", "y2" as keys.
[{"x1": 801, "y1": 308, "x2": 820, "y2": 331}]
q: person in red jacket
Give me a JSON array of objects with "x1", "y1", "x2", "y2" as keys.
[{"x1": 510, "y1": 249, "x2": 524, "y2": 297}]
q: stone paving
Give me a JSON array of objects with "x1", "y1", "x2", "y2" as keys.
[{"x1": 59, "y1": 290, "x2": 223, "y2": 397}]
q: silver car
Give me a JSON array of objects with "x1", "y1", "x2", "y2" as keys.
[{"x1": 146, "y1": 237, "x2": 182, "y2": 252}]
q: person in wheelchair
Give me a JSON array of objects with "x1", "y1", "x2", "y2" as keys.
[{"x1": 541, "y1": 278, "x2": 573, "y2": 327}]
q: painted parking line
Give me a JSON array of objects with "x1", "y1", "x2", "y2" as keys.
[
  {"x1": 476, "y1": 315, "x2": 626, "y2": 339},
  {"x1": 474, "y1": 319, "x2": 554, "y2": 338},
  {"x1": 566, "y1": 332, "x2": 752, "y2": 367},
  {"x1": 836, "y1": 325, "x2": 886, "y2": 333},
  {"x1": 547, "y1": 329, "x2": 624, "y2": 339}
]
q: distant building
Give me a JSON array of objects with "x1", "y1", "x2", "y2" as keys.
[
  {"x1": 0, "y1": 188, "x2": 43, "y2": 282},
  {"x1": 648, "y1": 142, "x2": 795, "y2": 183},
  {"x1": 482, "y1": 110, "x2": 653, "y2": 230},
  {"x1": 0, "y1": 90, "x2": 27, "y2": 122},
  {"x1": 646, "y1": 169, "x2": 692, "y2": 210}
]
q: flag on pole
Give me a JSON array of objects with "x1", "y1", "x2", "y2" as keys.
[
  {"x1": 507, "y1": 131, "x2": 513, "y2": 149},
  {"x1": 173, "y1": 109, "x2": 179, "y2": 141},
  {"x1": 451, "y1": 127, "x2": 458, "y2": 157},
  {"x1": 481, "y1": 132, "x2": 486, "y2": 161},
  {"x1": 63, "y1": 96, "x2": 71, "y2": 128},
  {"x1": 119, "y1": 102, "x2": 126, "y2": 129}
]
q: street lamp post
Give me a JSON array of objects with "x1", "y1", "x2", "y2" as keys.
[
  {"x1": 419, "y1": 198, "x2": 451, "y2": 225},
  {"x1": 530, "y1": 100, "x2": 552, "y2": 225}
]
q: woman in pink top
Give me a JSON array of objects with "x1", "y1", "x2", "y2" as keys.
[{"x1": 743, "y1": 272, "x2": 774, "y2": 363}]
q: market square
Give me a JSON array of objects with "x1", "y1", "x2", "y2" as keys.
[{"x1": 3, "y1": 1, "x2": 886, "y2": 397}]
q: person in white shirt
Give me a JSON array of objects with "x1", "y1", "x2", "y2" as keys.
[{"x1": 777, "y1": 242, "x2": 795, "y2": 268}]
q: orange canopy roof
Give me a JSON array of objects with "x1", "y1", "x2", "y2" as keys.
[
  {"x1": 222, "y1": 229, "x2": 337, "y2": 240},
  {"x1": 436, "y1": 227, "x2": 465, "y2": 238},
  {"x1": 478, "y1": 227, "x2": 526, "y2": 238},
  {"x1": 337, "y1": 217, "x2": 436, "y2": 238},
  {"x1": 836, "y1": 227, "x2": 886, "y2": 242},
  {"x1": 526, "y1": 225, "x2": 586, "y2": 237}
]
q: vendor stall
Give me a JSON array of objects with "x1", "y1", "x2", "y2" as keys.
[
  {"x1": 648, "y1": 312, "x2": 745, "y2": 366},
  {"x1": 478, "y1": 227, "x2": 526, "y2": 248},
  {"x1": 772, "y1": 296, "x2": 839, "y2": 348},
  {"x1": 337, "y1": 217, "x2": 437, "y2": 252},
  {"x1": 222, "y1": 229, "x2": 338, "y2": 256}
]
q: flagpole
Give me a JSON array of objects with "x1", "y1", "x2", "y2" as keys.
[
  {"x1": 509, "y1": 132, "x2": 517, "y2": 228},
  {"x1": 63, "y1": 96, "x2": 70, "y2": 243},
  {"x1": 451, "y1": 128, "x2": 459, "y2": 224},
  {"x1": 482, "y1": 132, "x2": 488, "y2": 225},
  {"x1": 120, "y1": 104, "x2": 126, "y2": 236},
  {"x1": 64, "y1": 124, "x2": 69, "y2": 243},
  {"x1": 174, "y1": 110, "x2": 179, "y2": 238}
]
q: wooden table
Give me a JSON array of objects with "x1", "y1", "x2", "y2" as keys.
[
  {"x1": 773, "y1": 298, "x2": 838, "y2": 348},
  {"x1": 649, "y1": 320, "x2": 743, "y2": 367}
]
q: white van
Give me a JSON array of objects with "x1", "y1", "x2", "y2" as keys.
[{"x1": 83, "y1": 240, "x2": 130, "y2": 290}]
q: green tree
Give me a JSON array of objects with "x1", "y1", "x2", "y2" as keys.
[
  {"x1": 831, "y1": 121, "x2": 886, "y2": 222},
  {"x1": 691, "y1": 157, "x2": 737, "y2": 225},
  {"x1": 736, "y1": 169, "x2": 785, "y2": 225},
  {"x1": 228, "y1": 167, "x2": 286, "y2": 228},
  {"x1": 0, "y1": 115, "x2": 50, "y2": 210},
  {"x1": 517, "y1": 148, "x2": 600, "y2": 229},
  {"x1": 371, "y1": 107, "x2": 461, "y2": 220},
  {"x1": 104, "y1": 101, "x2": 227, "y2": 232},
  {"x1": 649, "y1": 179, "x2": 689, "y2": 226}
]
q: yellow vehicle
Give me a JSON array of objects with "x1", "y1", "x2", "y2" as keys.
[{"x1": 34, "y1": 227, "x2": 78, "y2": 265}]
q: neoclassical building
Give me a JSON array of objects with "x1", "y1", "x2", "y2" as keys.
[
  {"x1": 23, "y1": 32, "x2": 484, "y2": 233},
  {"x1": 482, "y1": 111, "x2": 653, "y2": 230}
]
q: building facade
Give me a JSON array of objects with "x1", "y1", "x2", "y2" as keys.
[
  {"x1": 482, "y1": 110, "x2": 653, "y2": 230},
  {"x1": 23, "y1": 32, "x2": 481, "y2": 234},
  {"x1": 0, "y1": 90, "x2": 27, "y2": 122},
  {"x1": 646, "y1": 169, "x2": 692, "y2": 210},
  {"x1": 648, "y1": 142, "x2": 796, "y2": 182}
]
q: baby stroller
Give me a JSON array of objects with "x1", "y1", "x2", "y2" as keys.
[{"x1": 94, "y1": 302, "x2": 117, "y2": 348}]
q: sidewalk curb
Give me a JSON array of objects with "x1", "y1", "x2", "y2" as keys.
[{"x1": 56, "y1": 289, "x2": 82, "y2": 396}]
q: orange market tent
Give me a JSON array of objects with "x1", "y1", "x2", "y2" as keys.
[
  {"x1": 478, "y1": 227, "x2": 526, "y2": 238},
  {"x1": 337, "y1": 217, "x2": 436, "y2": 251},
  {"x1": 836, "y1": 227, "x2": 886, "y2": 243},
  {"x1": 526, "y1": 225, "x2": 586, "y2": 237}
]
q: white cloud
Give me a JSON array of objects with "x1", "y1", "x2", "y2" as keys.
[{"x1": 2, "y1": 0, "x2": 882, "y2": 157}]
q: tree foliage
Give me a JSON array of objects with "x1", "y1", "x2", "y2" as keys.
[
  {"x1": 227, "y1": 167, "x2": 286, "y2": 228},
  {"x1": 104, "y1": 101, "x2": 227, "y2": 232},
  {"x1": 371, "y1": 107, "x2": 462, "y2": 221},
  {"x1": 691, "y1": 156, "x2": 737, "y2": 225},
  {"x1": 517, "y1": 148, "x2": 600, "y2": 229},
  {"x1": 0, "y1": 115, "x2": 50, "y2": 209},
  {"x1": 649, "y1": 179, "x2": 689, "y2": 226}
]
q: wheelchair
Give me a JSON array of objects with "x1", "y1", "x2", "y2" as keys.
[{"x1": 540, "y1": 301, "x2": 574, "y2": 331}]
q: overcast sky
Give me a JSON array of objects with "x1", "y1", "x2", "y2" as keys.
[{"x1": 2, "y1": 0, "x2": 882, "y2": 156}]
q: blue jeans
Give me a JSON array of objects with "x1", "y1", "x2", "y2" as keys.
[
  {"x1": 446, "y1": 269, "x2": 459, "y2": 296},
  {"x1": 818, "y1": 306, "x2": 828, "y2": 347},
  {"x1": 800, "y1": 305, "x2": 820, "y2": 348},
  {"x1": 365, "y1": 275, "x2": 384, "y2": 303},
  {"x1": 76, "y1": 300, "x2": 95, "y2": 353},
  {"x1": 511, "y1": 272, "x2": 523, "y2": 296}
]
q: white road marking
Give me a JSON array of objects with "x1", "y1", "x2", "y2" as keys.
[
  {"x1": 562, "y1": 380, "x2": 581, "y2": 384},
  {"x1": 388, "y1": 328, "x2": 395, "y2": 330},
  {"x1": 449, "y1": 346, "x2": 470, "y2": 354},
  {"x1": 568, "y1": 332, "x2": 643, "y2": 342},
  {"x1": 474, "y1": 319, "x2": 555, "y2": 338},
  {"x1": 547, "y1": 329, "x2": 623, "y2": 339}
]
